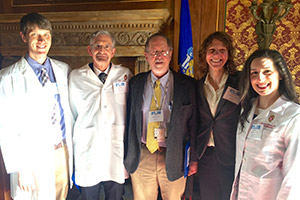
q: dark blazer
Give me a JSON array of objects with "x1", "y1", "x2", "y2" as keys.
[
  {"x1": 124, "y1": 70, "x2": 198, "y2": 181},
  {"x1": 196, "y1": 72, "x2": 241, "y2": 166}
]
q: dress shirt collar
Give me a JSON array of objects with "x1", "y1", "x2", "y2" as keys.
[
  {"x1": 90, "y1": 63, "x2": 111, "y2": 77},
  {"x1": 204, "y1": 71, "x2": 228, "y2": 90},
  {"x1": 25, "y1": 54, "x2": 51, "y2": 71},
  {"x1": 25, "y1": 54, "x2": 54, "y2": 82},
  {"x1": 150, "y1": 70, "x2": 170, "y2": 88}
]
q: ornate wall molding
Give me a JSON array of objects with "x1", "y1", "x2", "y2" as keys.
[
  {"x1": 12, "y1": 0, "x2": 164, "y2": 7},
  {"x1": 0, "y1": 9, "x2": 172, "y2": 59},
  {"x1": 0, "y1": 9, "x2": 171, "y2": 73}
]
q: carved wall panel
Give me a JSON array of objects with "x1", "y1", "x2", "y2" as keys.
[
  {"x1": 0, "y1": 9, "x2": 171, "y2": 73},
  {"x1": 12, "y1": 0, "x2": 164, "y2": 7}
]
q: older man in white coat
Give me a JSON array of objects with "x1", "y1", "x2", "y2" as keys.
[
  {"x1": 0, "y1": 12, "x2": 73, "y2": 200},
  {"x1": 69, "y1": 30, "x2": 132, "y2": 200}
]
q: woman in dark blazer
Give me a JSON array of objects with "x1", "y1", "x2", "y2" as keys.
[{"x1": 195, "y1": 32, "x2": 241, "y2": 200}]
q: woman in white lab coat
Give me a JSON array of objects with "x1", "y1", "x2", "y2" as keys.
[{"x1": 231, "y1": 49, "x2": 300, "y2": 200}]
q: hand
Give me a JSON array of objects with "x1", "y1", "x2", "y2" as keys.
[
  {"x1": 188, "y1": 161, "x2": 198, "y2": 176},
  {"x1": 18, "y1": 170, "x2": 36, "y2": 192},
  {"x1": 124, "y1": 168, "x2": 130, "y2": 179}
]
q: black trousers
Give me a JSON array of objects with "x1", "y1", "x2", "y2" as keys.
[
  {"x1": 80, "y1": 181, "x2": 124, "y2": 200},
  {"x1": 197, "y1": 147, "x2": 234, "y2": 200}
]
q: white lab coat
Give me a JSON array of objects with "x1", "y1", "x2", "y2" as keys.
[
  {"x1": 0, "y1": 57, "x2": 73, "y2": 200},
  {"x1": 69, "y1": 63, "x2": 132, "y2": 187},
  {"x1": 231, "y1": 96, "x2": 300, "y2": 200}
]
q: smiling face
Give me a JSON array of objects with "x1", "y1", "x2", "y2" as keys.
[
  {"x1": 145, "y1": 36, "x2": 172, "y2": 78},
  {"x1": 250, "y1": 57, "x2": 281, "y2": 100},
  {"x1": 20, "y1": 25, "x2": 51, "y2": 64},
  {"x1": 206, "y1": 39, "x2": 228, "y2": 73},
  {"x1": 88, "y1": 34, "x2": 116, "y2": 71}
]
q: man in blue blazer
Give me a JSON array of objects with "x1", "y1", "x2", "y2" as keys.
[{"x1": 124, "y1": 33, "x2": 198, "y2": 200}]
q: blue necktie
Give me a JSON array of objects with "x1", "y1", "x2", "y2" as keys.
[
  {"x1": 99, "y1": 72, "x2": 107, "y2": 84},
  {"x1": 55, "y1": 94, "x2": 66, "y2": 139}
]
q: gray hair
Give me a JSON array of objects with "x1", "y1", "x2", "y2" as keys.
[
  {"x1": 89, "y1": 30, "x2": 116, "y2": 48},
  {"x1": 145, "y1": 33, "x2": 173, "y2": 53}
]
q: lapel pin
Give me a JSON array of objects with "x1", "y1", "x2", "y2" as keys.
[{"x1": 268, "y1": 114, "x2": 275, "y2": 122}]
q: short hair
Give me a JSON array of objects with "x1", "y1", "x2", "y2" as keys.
[
  {"x1": 145, "y1": 33, "x2": 173, "y2": 52},
  {"x1": 239, "y1": 49, "x2": 299, "y2": 129},
  {"x1": 197, "y1": 31, "x2": 236, "y2": 75},
  {"x1": 89, "y1": 30, "x2": 116, "y2": 48},
  {"x1": 20, "y1": 12, "x2": 52, "y2": 36}
]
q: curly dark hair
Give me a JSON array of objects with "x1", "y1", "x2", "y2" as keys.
[
  {"x1": 196, "y1": 31, "x2": 236, "y2": 78},
  {"x1": 239, "y1": 49, "x2": 299, "y2": 129}
]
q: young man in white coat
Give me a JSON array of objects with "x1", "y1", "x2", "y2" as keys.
[
  {"x1": 0, "y1": 12, "x2": 73, "y2": 200},
  {"x1": 69, "y1": 30, "x2": 132, "y2": 200}
]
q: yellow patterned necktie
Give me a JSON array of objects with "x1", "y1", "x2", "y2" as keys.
[{"x1": 146, "y1": 80, "x2": 161, "y2": 153}]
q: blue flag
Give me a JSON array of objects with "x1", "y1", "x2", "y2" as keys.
[
  {"x1": 179, "y1": 0, "x2": 194, "y2": 77},
  {"x1": 184, "y1": 141, "x2": 190, "y2": 178}
]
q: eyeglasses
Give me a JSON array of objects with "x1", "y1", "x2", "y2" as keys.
[
  {"x1": 93, "y1": 44, "x2": 113, "y2": 51},
  {"x1": 148, "y1": 50, "x2": 170, "y2": 57}
]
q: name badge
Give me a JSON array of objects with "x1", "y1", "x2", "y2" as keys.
[
  {"x1": 148, "y1": 110, "x2": 164, "y2": 123},
  {"x1": 248, "y1": 124, "x2": 263, "y2": 140},
  {"x1": 113, "y1": 81, "x2": 128, "y2": 94},
  {"x1": 223, "y1": 86, "x2": 241, "y2": 105},
  {"x1": 154, "y1": 128, "x2": 167, "y2": 142}
]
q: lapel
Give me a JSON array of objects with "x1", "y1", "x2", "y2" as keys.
[
  {"x1": 252, "y1": 97, "x2": 286, "y2": 123},
  {"x1": 19, "y1": 57, "x2": 41, "y2": 85},
  {"x1": 18, "y1": 57, "x2": 47, "y2": 94},
  {"x1": 133, "y1": 72, "x2": 149, "y2": 139},
  {"x1": 134, "y1": 72, "x2": 148, "y2": 113},
  {"x1": 215, "y1": 73, "x2": 237, "y2": 117},
  {"x1": 104, "y1": 63, "x2": 117, "y2": 87},
  {"x1": 84, "y1": 63, "x2": 106, "y2": 89},
  {"x1": 17, "y1": 57, "x2": 55, "y2": 115},
  {"x1": 199, "y1": 77, "x2": 214, "y2": 119},
  {"x1": 51, "y1": 60, "x2": 63, "y2": 83},
  {"x1": 87, "y1": 62, "x2": 113, "y2": 84},
  {"x1": 50, "y1": 59, "x2": 68, "y2": 98},
  {"x1": 169, "y1": 71, "x2": 185, "y2": 126},
  {"x1": 242, "y1": 98, "x2": 257, "y2": 141}
]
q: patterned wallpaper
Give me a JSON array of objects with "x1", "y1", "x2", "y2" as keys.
[{"x1": 225, "y1": 0, "x2": 300, "y2": 96}]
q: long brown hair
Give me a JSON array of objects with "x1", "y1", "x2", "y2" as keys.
[{"x1": 239, "y1": 49, "x2": 299, "y2": 129}]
